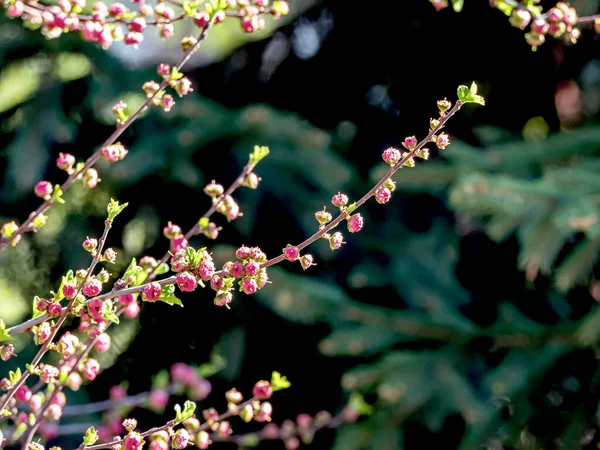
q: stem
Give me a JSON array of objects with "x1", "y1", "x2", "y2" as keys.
[
  {"x1": 259, "y1": 102, "x2": 463, "y2": 270},
  {"x1": 148, "y1": 164, "x2": 256, "y2": 282},
  {"x1": 0, "y1": 21, "x2": 214, "y2": 252},
  {"x1": 577, "y1": 14, "x2": 600, "y2": 24},
  {"x1": 0, "y1": 220, "x2": 112, "y2": 418}
]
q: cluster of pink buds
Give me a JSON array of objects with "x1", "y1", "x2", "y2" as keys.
[
  {"x1": 204, "y1": 180, "x2": 243, "y2": 221},
  {"x1": 282, "y1": 244, "x2": 315, "y2": 271},
  {"x1": 518, "y1": 1, "x2": 580, "y2": 48},
  {"x1": 169, "y1": 245, "x2": 216, "y2": 293}
]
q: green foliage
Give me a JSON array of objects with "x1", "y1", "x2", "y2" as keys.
[
  {"x1": 173, "y1": 400, "x2": 196, "y2": 424},
  {"x1": 83, "y1": 426, "x2": 98, "y2": 446},
  {"x1": 158, "y1": 284, "x2": 184, "y2": 307},
  {"x1": 0, "y1": 319, "x2": 12, "y2": 342},
  {"x1": 107, "y1": 198, "x2": 128, "y2": 221},
  {"x1": 270, "y1": 371, "x2": 291, "y2": 392},
  {"x1": 457, "y1": 82, "x2": 485, "y2": 106}
]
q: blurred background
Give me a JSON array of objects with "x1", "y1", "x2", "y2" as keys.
[{"x1": 3, "y1": 0, "x2": 600, "y2": 448}]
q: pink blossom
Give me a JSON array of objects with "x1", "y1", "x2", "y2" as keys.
[
  {"x1": 59, "y1": 332, "x2": 79, "y2": 357},
  {"x1": 66, "y1": 372, "x2": 82, "y2": 390},
  {"x1": 124, "y1": 432, "x2": 144, "y2": 450},
  {"x1": 119, "y1": 294, "x2": 136, "y2": 306},
  {"x1": 7, "y1": 1, "x2": 24, "y2": 17},
  {"x1": 252, "y1": 380, "x2": 273, "y2": 399},
  {"x1": 240, "y1": 277, "x2": 257, "y2": 295},
  {"x1": 403, "y1": 136, "x2": 417, "y2": 149},
  {"x1": 29, "y1": 394, "x2": 43, "y2": 411},
  {"x1": 148, "y1": 389, "x2": 169, "y2": 409},
  {"x1": 83, "y1": 358, "x2": 100, "y2": 381},
  {"x1": 83, "y1": 278, "x2": 102, "y2": 297},
  {"x1": 124, "y1": 31, "x2": 143, "y2": 46},
  {"x1": 331, "y1": 192, "x2": 348, "y2": 207},
  {"x1": 0, "y1": 344, "x2": 14, "y2": 361},
  {"x1": 283, "y1": 245, "x2": 299, "y2": 262},
  {"x1": 256, "y1": 401, "x2": 273, "y2": 422},
  {"x1": 249, "y1": 247, "x2": 266, "y2": 261},
  {"x1": 95, "y1": 333, "x2": 111, "y2": 352},
  {"x1": 347, "y1": 213, "x2": 364, "y2": 233},
  {"x1": 37, "y1": 322, "x2": 52, "y2": 343},
  {"x1": 46, "y1": 403, "x2": 62, "y2": 420},
  {"x1": 47, "y1": 302, "x2": 62, "y2": 316},
  {"x1": 15, "y1": 385, "x2": 32, "y2": 402},
  {"x1": 375, "y1": 188, "x2": 391, "y2": 204},
  {"x1": 149, "y1": 439, "x2": 168, "y2": 450},
  {"x1": 236, "y1": 245, "x2": 251, "y2": 260},
  {"x1": 176, "y1": 272, "x2": 197, "y2": 292},
  {"x1": 382, "y1": 147, "x2": 401, "y2": 165},
  {"x1": 109, "y1": 384, "x2": 127, "y2": 400},
  {"x1": 188, "y1": 378, "x2": 212, "y2": 401},
  {"x1": 157, "y1": 63, "x2": 170, "y2": 77},
  {"x1": 142, "y1": 282, "x2": 162, "y2": 302},
  {"x1": 210, "y1": 276, "x2": 224, "y2": 291},
  {"x1": 172, "y1": 429, "x2": 189, "y2": 449},
  {"x1": 124, "y1": 301, "x2": 140, "y2": 318},
  {"x1": 244, "y1": 261, "x2": 259, "y2": 276},
  {"x1": 214, "y1": 291, "x2": 232, "y2": 307},
  {"x1": 231, "y1": 261, "x2": 244, "y2": 277},
  {"x1": 34, "y1": 181, "x2": 53, "y2": 198},
  {"x1": 56, "y1": 153, "x2": 75, "y2": 171},
  {"x1": 329, "y1": 232, "x2": 345, "y2": 250},
  {"x1": 170, "y1": 235, "x2": 188, "y2": 253},
  {"x1": 108, "y1": 2, "x2": 126, "y2": 15},
  {"x1": 41, "y1": 365, "x2": 59, "y2": 382},
  {"x1": 170, "y1": 362, "x2": 196, "y2": 384},
  {"x1": 88, "y1": 298, "x2": 104, "y2": 319},
  {"x1": 216, "y1": 421, "x2": 231, "y2": 437},
  {"x1": 50, "y1": 391, "x2": 66, "y2": 407},
  {"x1": 198, "y1": 260, "x2": 215, "y2": 281},
  {"x1": 193, "y1": 10, "x2": 210, "y2": 27},
  {"x1": 62, "y1": 283, "x2": 76, "y2": 299},
  {"x1": 129, "y1": 17, "x2": 146, "y2": 32}
]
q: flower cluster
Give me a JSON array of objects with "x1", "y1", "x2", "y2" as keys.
[
  {"x1": 217, "y1": 245, "x2": 269, "y2": 301},
  {"x1": 169, "y1": 246, "x2": 216, "y2": 293},
  {"x1": 204, "y1": 180, "x2": 242, "y2": 221}
]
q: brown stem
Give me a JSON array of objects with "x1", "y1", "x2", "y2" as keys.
[{"x1": 577, "y1": 14, "x2": 600, "y2": 24}]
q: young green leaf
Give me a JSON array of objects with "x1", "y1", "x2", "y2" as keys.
[
  {"x1": 9, "y1": 367, "x2": 21, "y2": 384},
  {"x1": 0, "y1": 319, "x2": 12, "y2": 343},
  {"x1": 348, "y1": 392, "x2": 374, "y2": 416},
  {"x1": 171, "y1": 67, "x2": 184, "y2": 81},
  {"x1": 107, "y1": 198, "x2": 128, "y2": 221},
  {"x1": 457, "y1": 82, "x2": 485, "y2": 106},
  {"x1": 174, "y1": 400, "x2": 196, "y2": 424},
  {"x1": 198, "y1": 217, "x2": 210, "y2": 229},
  {"x1": 155, "y1": 263, "x2": 170, "y2": 275},
  {"x1": 249, "y1": 145, "x2": 270, "y2": 167},
  {"x1": 152, "y1": 370, "x2": 170, "y2": 390},
  {"x1": 83, "y1": 426, "x2": 99, "y2": 445},
  {"x1": 51, "y1": 184, "x2": 66, "y2": 204},
  {"x1": 270, "y1": 371, "x2": 291, "y2": 392},
  {"x1": 451, "y1": 0, "x2": 463, "y2": 12}
]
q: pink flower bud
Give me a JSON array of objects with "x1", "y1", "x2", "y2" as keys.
[
  {"x1": 244, "y1": 261, "x2": 260, "y2": 276},
  {"x1": 34, "y1": 181, "x2": 53, "y2": 198},
  {"x1": 82, "y1": 168, "x2": 100, "y2": 189},
  {"x1": 95, "y1": 333, "x2": 111, "y2": 352},
  {"x1": 315, "y1": 210, "x2": 332, "y2": 225},
  {"x1": 243, "y1": 172, "x2": 260, "y2": 189},
  {"x1": 84, "y1": 279, "x2": 103, "y2": 297},
  {"x1": 41, "y1": 364, "x2": 59, "y2": 383},
  {"x1": 8, "y1": 1, "x2": 24, "y2": 17},
  {"x1": 231, "y1": 261, "x2": 244, "y2": 277},
  {"x1": 83, "y1": 358, "x2": 100, "y2": 380},
  {"x1": 157, "y1": 63, "x2": 170, "y2": 77},
  {"x1": 252, "y1": 380, "x2": 273, "y2": 399},
  {"x1": 262, "y1": 423, "x2": 279, "y2": 439},
  {"x1": 142, "y1": 282, "x2": 162, "y2": 302},
  {"x1": 129, "y1": 17, "x2": 146, "y2": 32},
  {"x1": 29, "y1": 441, "x2": 45, "y2": 450},
  {"x1": 101, "y1": 145, "x2": 121, "y2": 162},
  {"x1": 50, "y1": 391, "x2": 66, "y2": 407},
  {"x1": 56, "y1": 153, "x2": 75, "y2": 171},
  {"x1": 210, "y1": 276, "x2": 224, "y2": 291},
  {"x1": 63, "y1": 283, "x2": 76, "y2": 299},
  {"x1": 161, "y1": 95, "x2": 175, "y2": 112},
  {"x1": 124, "y1": 432, "x2": 144, "y2": 450},
  {"x1": 236, "y1": 245, "x2": 251, "y2": 260},
  {"x1": 103, "y1": 248, "x2": 117, "y2": 263},
  {"x1": 170, "y1": 362, "x2": 196, "y2": 384},
  {"x1": 150, "y1": 440, "x2": 168, "y2": 450},
  {"x1": 283, "y1": 245, "x2": 299, "y2": 262},
  {"x1": 195, "y1": 431, "x2": 211, "y2": 449},
  {"x1": 403, "y1": 136, "x2": 417, "y2": 149},
  {"x1": 47, "y1": 302, "x2": 62, "y2": 316},
  {"x1": 109, "y1": 384, "x2": 127, "y2": 400},
  {"x1": 531, "y1": 18, "x2": 549, "y2": 34},
  {"x1": 547, "y1": 7, "x2": 564, "y2": 23},
  {"x1": 347, "y1": 213, "x2": 363, "y2": 233},
  {"x1": 241, "y1": 15, "x2": 259, "y2": 33},
  {"x1": 188, "y1": 378, "x2": 212, "y2": 401},
  {"x1": 214, "y1": 291, "x2": 232, "y2": 307},
  {"x1": 240, "y1": 277, "x2": 257, "y2": 295},
  {"x1": 249, "y1": 247, "x2": 266, "y2": 261},
  {"x1": 382, "y1": 147, "x2": 401, "y2": 165},
  {"x1": 216, "y1": 420, "x2": 231, "y2": 437},
  {"x1": 66, "y1": 372, "x2": 82, "y2": 390},
  {"x1": 0, "y1": 344, "x2": 14, "y2": 361},
  {"x1": 194, "y1": 10, "x2": 210, "y2": 27},
  {"x1": 123, "y1": 418, "x2": 138, "y2": 432},
  {"x1": 213, "y1": 9, "x2": 225, "y2": 22},
  {"x1": 45, "y1": 403, "x2": 62, "y2": 420},
  {"x1": 329, "y1": 232, "x2": 344, "y2": 250},
  {"x1": 119, "y1": 293, "x2": 135, "y2": 305},
  {"x1": 83, "y1": 237, "x2": 98, "y2": 252},
  {"x1": 170, "y1": 235, "x2": 188, "y2": 253},
  {"x1": 149, "y1": 389, "x2": 169, "y2": 410},
  {"x1": 172, "y1": 429, "x2": 189, "y2": 449},
  {"x1": 15, "y1": 385, "x2": 32, "y2": 402},
  {"x1": 29, "y1": 394, "x2": 43, "y2": 411},
  {"x1": 300, "y1": 254, "x2": 315, "y2": 270},
  {"x1": 256, "y1": 401, "x2": 273, "y2": 422},
  {"x1": 109, "y1": 2, "x2": 126, "y2": 15},
  {"x1": 176, "y1": 271, "x2": 197, "y2": 292},
  {"x1": 437, "y1": 98, "x2": 452, "y2": 112},
  {"x1": 124, "y1": 301, "x2": 140, "y2": 318},
  {"x1": 160, "y1": 24, "x2": 174, "y2": 39},
  {"x1": 198, "y1": 260, "x2": 215, "y2": 281},
  {"x1": 375, "y1": 187, "x2": 391, "y2": 204},
  {"x1": 436, "y1": 133, "x2": 450, "y2": 149},
  {"x1": 225, "y1": 388, "x2": 243, "y2": 404},
  {"x1": 125, "y1": 31, "x2": 144, "y2": 46}
]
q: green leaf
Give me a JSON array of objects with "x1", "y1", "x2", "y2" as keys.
[
  {"x1": 174, "y1": 400, "x2": 196, "y2": 424},
  {"x1": 494, "y1": 0, "x2": 515, "y2": 15},
  {"x1": 155, "y1": 263, "x2": 170, "y2": 275},
  {"x1": 270, "y1": 371, "x2": 291, "y2": 392},
  {"x1": 248, "y1": 145, "x2": 270, "y2": 167},
  {"x1": 107, "y1": 198, "x2": 128, "y2": 221},
  {"x1": 457, "y1": 82, "x2": 485, "y2": 106},
  {"x1": 0, "y1": 319, "x2": 12, "y2": 343},
  {"x1": 51, "y1": 184, "x2": 65, "y2": 204},
  {"x1": 348, "y1": 392, "x2": 374, "y2": 416},
  {"x1": 9, "y1": 367, "x2": 22, "y2": 384},
  {"x1": 171, "y1": 67, "x2": 184, "y2": 81},
  {"x1": 152, "y1": 370, "x2": 170, "y2": 390},
  {"x1": 451, "y1": 0, "x2": 463, "y2": 12},
  {"x1": 346, "y1": 202, "x2": 358, "y2": 214},
  {"x1": 198, "y1": 217, "x2": 210, "y2": 229},
  {"x1": 83, "y1": 426, "x2": 98, "y2": 445},
  {"x1": 158, "y1": 284, "x2": 184, "y2": 307},
  {"x1": 11, "y1": 423, "x2": 27, "y2": 440},
  {"x1": 104, "y1": 309, "x2": 120, "y2": 324}
]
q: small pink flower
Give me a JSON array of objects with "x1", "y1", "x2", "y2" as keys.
[
  {"x1": 160, "y1": 24, "x2": 174, "y2": 39},
  {"x1": 249, "y1": 247, "x2": 266, "y2": 261},
  {"x1": 176, "y1": 272, "x2": 197, "y2": 292},
  {"x1": 83, "y1": 278, "x2": 103, "y2": 297},
  {"x1": 256, "y1": 402, "x2": 273, "y2": 422},
  {"x1": 225, "y1": 388, "x2": 243, "y2": 404},
  {"x1": 382, "y1": 147, "x2": 401, "y2": 165},
  {"x1": 29, "y1": 442, "x2": 44, "y2": 450},
  {"x1": 241, "y1": 15, "x2": 259, "y2": 33},
  {"x1": 193, "y1": 10, "x2": 210, "y2": 27},
  {"x1": 196, "y1": 431, "x2": 210, "y2": 449},
  {"x1": 124, "y1": 31, "x2": 144, "y2": 46},
  {"x1": 216, "y1": 421, "x2": 231, "y2": 437},
  {"x1": 332, "y1": 192, "x2": 348, "y2": 207},
  {"x1": 149, "y1": 389, "x2": 169, "y2": 410},
  {"x1": 124, "y1": 432, "x2": 144, "y2": 450},
  {"x1": 172, "y1": 429, "x2": 189, "y2": 449},
  {"x1": 142, "y1": 282, "x2": 162, "y2": 302},
  {"x1": 0, "y1": 344, "x2": 14, "y2": 361},
  {"x1": 59, "y1": 332, "x2": 80, "y2": 357},
  {"x1": 88, "y1": 298, "x2": 104, "y2": 319},
  {"x1": 51, "y1": 391, "x2": 66, "y2": 407},
  {"x1": 149, "y1": 440, "x2": 168, "y2": 450},
  {"x1": 83, "y1": 237, "x2": 98, "y2": 252},
  {"x1": 101, "y1": 145, "x2": 120, "y2": 162},
  {"x1": 29, "y1": 394, "x2": 43, "y2": 411},
  {"x1": 436, "y1": 133, "x2": 450, "y2": 149},
  {"x1": 15, "y1": 385, "x2": 32, "y2": 402},
  {"x1": 347, "y1": 213, "x2": 363, "y2": 233},
  {"x1": 547, "y1": 7, "x2": 563, "y2": 22},
  {"x1": 66, "y1": 372, "x2": 82, "y2": 390},
  {"x1": 82, "y1": 168, "x2": 99, "y2": 189},
  {"x1": 375, "y1": 188, "x2": 391, "y2": 204},
  {"x1": 244, "y1": 261, "x2": 260, "y2": 276},
  {"x1": 95, "y1": 333, "x2": 111, "y2": 352},
  {"x1": 119, "y1": 294, "x2": 135, "y2": 305},
  {"x1": 403, "y1": 136, "x2": 417, "y2": 149},
  {"x1": 7, "y1": 1, "x2": 24, "y2": 17},
  {"x1": 83, "y1": 358, "x2": 100, "y2": 381},
  {"x1": 109, "y1": 385, "x2": 127, "y2": 400},
  {"x1": 188, "y1": 378, "x2": 212, "y2": 401},
  {"x1": 103, "y1": 248, "x2": 117, "y2": 263},
  {"x1": 252, "y1": 380, "x2": 273, "y2": 399},
  {"x1": 300, "y1": 254, "x2": 315, "y2": 270},
  {"x1": 170, "y1": 235, "x2": 188, "y2": 253},
  {"x1": 157, "y1": 63, "x2": 170, "y2": 77},
  {"x1": 47, "y1": 302, "x2": 62, "y2": 316},
  {"x1": 56, "y1": 152, "x2": 75, "y2": 171},
  {"x1": 109, "y1": 2, "x2": 126, "y2": 15},
  {"x1": 41, "y1": 365, "x2": 59, "y2": 382},
  {"x1": 231, "y1": 261, "x2": 244, "y2": 278},
  {"x1": 46, "y1": 403, "x2": 62, "y2": 420},
  {"x1": 531, "y1": 18, "x2": 549, "y2": 34},
  {"x1": 63, "y1": 283, "x2": 76, "y2": 299},
  {"x1": 236, "y1": 245, "x2": 251, "y2": 260},
  {"x1": 210, "y1": 276, "x2": 224, "y2": 291},
  {"x1": 34, "y1": 181, "x2": 53, "y2": 198},
  {"x1": 124, "y1": 302, "x2": 140, "y2": 318},
  {"x1": 198, "y1": 260, "x2": 215, "y2": 281},
  {"x1": 161, "y1": 95, "x2": 175, "y2": 112},
  {"x1": 240, "y1": 277, "x2": 257, "y2": 295},
  {"x1": 283, "y1": 245, "x2": 299, "y2": 262},
  {"x1": 170, "y1": 362, "x2": 196, "y2": 384},
  {"x1": 129, "y1": 17, "x2": 146, "y2": 32},
  {"x1": 329, "y1": 232, "x2": 345, "y2": 250},
  {"x1": 214, "y1": 291, "x2": 232, "y2": 307}
]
